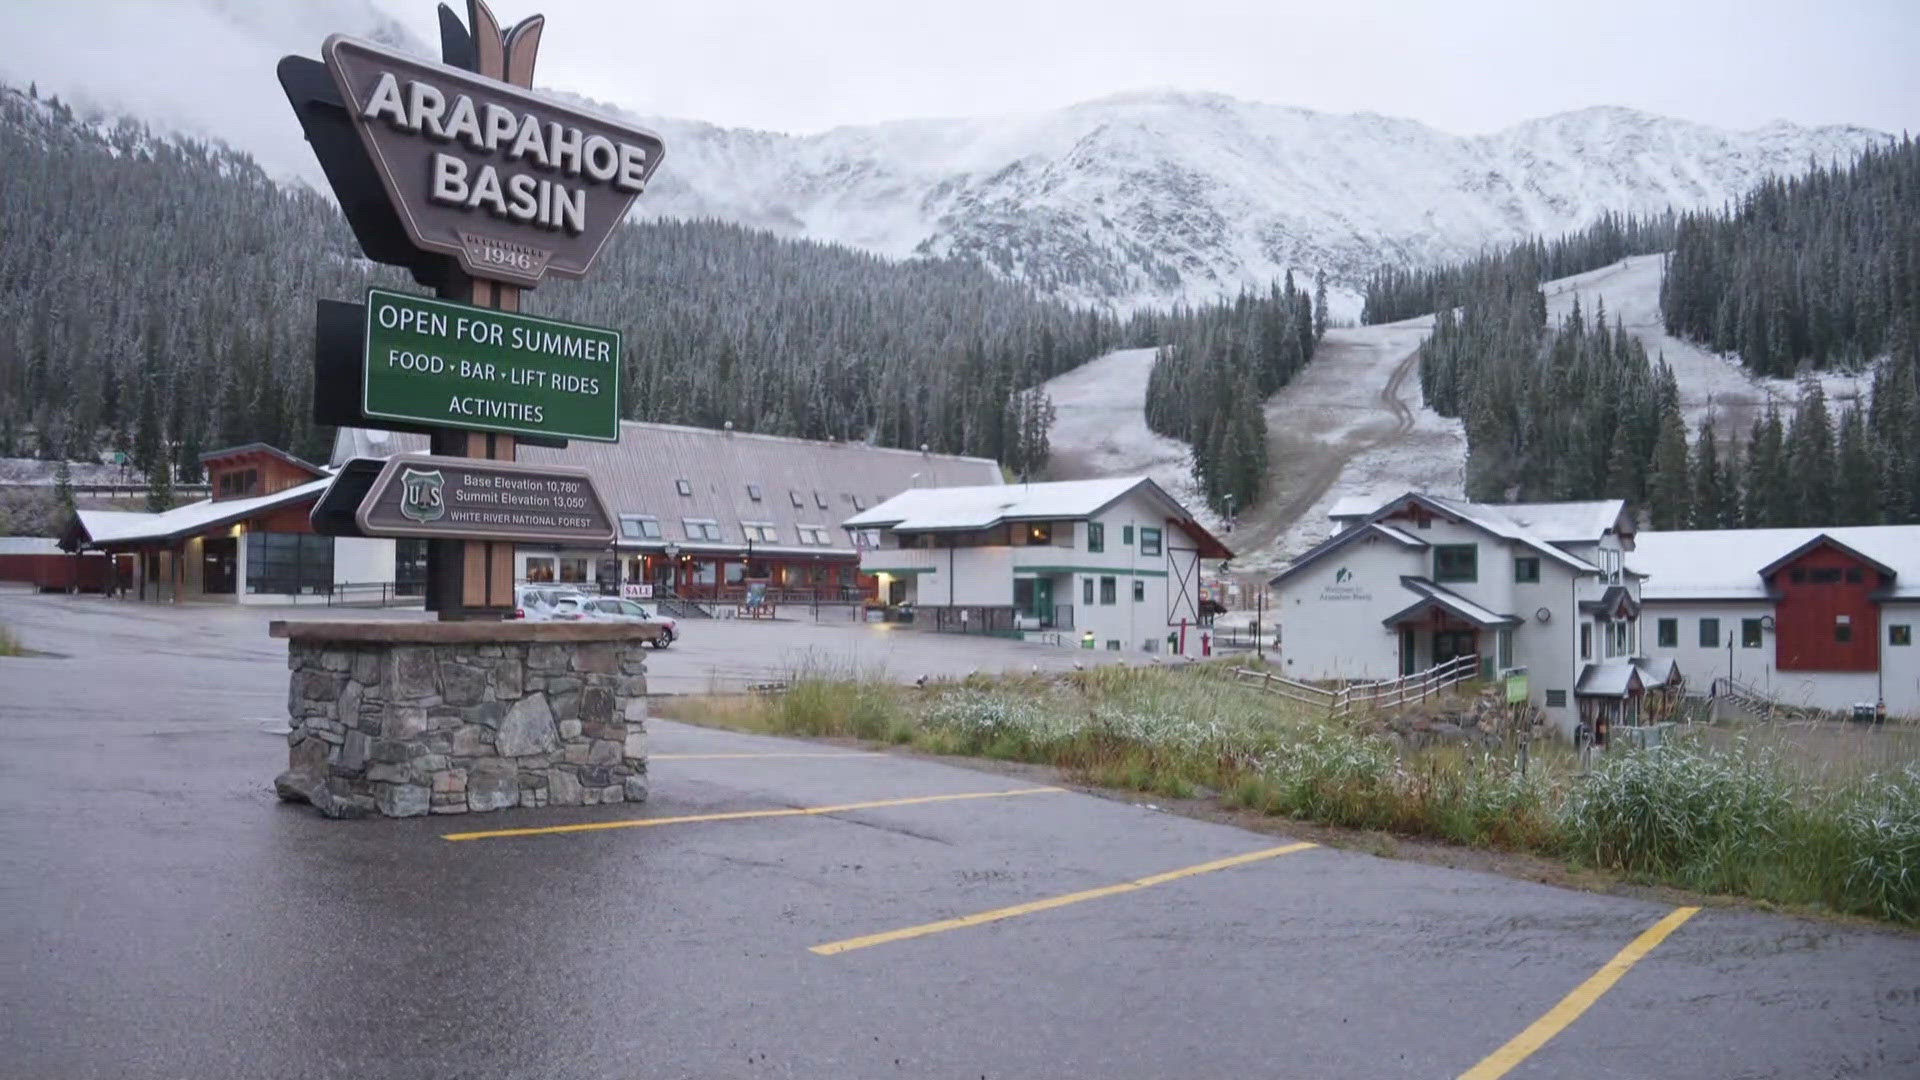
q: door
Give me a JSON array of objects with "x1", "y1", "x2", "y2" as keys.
[
  {"x1": 1432, "y1": 630, "x2": 1477, "y2": 666},
  {"x1": 1399, "y1": 628, "x2": 1417, "y2": 676},
  {"x1": 1032, "y1": 577, "x2": 1053, "y2": 623},
  {"x1": 202, "y1": 537, "x2": 237, "y2": 595}
]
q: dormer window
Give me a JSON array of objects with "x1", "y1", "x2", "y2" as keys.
[
  {"x1": 675, "y1": 479, "x2": 693, "y2": 497},
  {"x1": 814, "y1": 491, "x2": 828, "y2": 510},
  {"x1": 215, "y1": 468, "x2": 261, "y2": 500},
  {"x1": 789, "y1": 490, "x2": 805, "y2": 508},
  {"x1": 747, "y1": 484, "x2": 762, "y2": 502}
]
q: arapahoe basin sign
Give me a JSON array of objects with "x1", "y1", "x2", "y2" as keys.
[{"x1": 323, "y1": 35, "x2": 666, "y2": 287}]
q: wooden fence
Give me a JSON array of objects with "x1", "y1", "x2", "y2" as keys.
[{"x1": 1234, "y1": 653, "x2": 1482, "y2": 719}]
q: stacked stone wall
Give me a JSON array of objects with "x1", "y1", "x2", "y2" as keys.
[{"x1": 276, "y1": 635, "x2": 649, "y2": 819}]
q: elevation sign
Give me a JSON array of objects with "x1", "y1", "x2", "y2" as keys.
[
  {"x1": 363, "y1": 287, "x2": 621, "y2": 442},
  {"x1": 323, "y1": 34, "x2": 666, "y2": 286},
  {"x1": 356, "y1": 454, "x2": 615, "y2": 545}
]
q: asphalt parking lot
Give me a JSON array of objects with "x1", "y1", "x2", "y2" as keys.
[{"x1": 2, "y1": 590, "x2": 1918, "y2": 1079}]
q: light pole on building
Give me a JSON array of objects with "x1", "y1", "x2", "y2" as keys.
[{"x1": 664, "y1": 542, "x2": 680, "y2": 596}]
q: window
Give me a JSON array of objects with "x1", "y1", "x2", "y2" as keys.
[
  {"x1": 1891, "y1": 625, "x2": 1912, "y2": 647},
  {"x1": 724, "y1": 562, "x2": 745, "y2": 585},
  {"x1": 675, "y1": 479, "x2": 692, "y2": 496},
  {"x1": 1810, "y1": 568, "x2": 1843, "y2": 584},
  {"x1": 525, "y1": 556, "x2": 556, "y2": 583},
  {"x1": 559, "y1": 557, "x2": 590, "y2": 584},
  {"x1": 1140, "y1": 527, "x2": 1162, "y2": 556},
  {"x1": 789, "y1": 490, "x2": 805, "y2": 507},
  {"x1": 1434, "y1": 544, "x2": 1478, "y2": 583},
  {"x1": 1025, "y1": 522, "x2": 1053, "y2": 545},
  {"x1": 1741, "y1": 618, "x2": 1763, "y2": 648},
  {"x1": 1514, "y1": 556, "x2": 1540, "y2": 584},
  {"x1": 1699, "y1": 618, "x2": 1720, "y2": 648},
  {"x1": 1106, "y1": 640, "x2": 1121, "y2": 651},
  {"x1": 216, "y1": 468, "x2": 260, "y2": 499},
  {"x1": 1610, "y1": 621, "x2": 1628, "y2": 657},
  {"x1": 619, "y1": 515, "x2": 662, "y2": 540},
  {"x1": 1657, "y1": 618, "x2": 1677, "y2": 648},
  {"x1": 1497, "y1": 628, "x2": 1513, "y2": 669},
  {"x1": 682, "y1": 518, "x2": 723, "y2": 541},
  {"x1": 1845, "y1": 567, "x2": 1864, "y2": 584},
  {"x1": 1133, "y1": 580, "x2": 1145, "y2": 602},
  {"x1": 1100, "y1": 577, "x2": 1117, "y2": 605},
  {"x1": 796, "y1": 525, "x2": 832, "y2": 545},
  {"x1": 741, "y1": 522, "x2": 779, "y2": 543},
  {"x1": 1123, "y1": 525, "x2": 1134, "y2": 545},
  {"x1": 1835, "y1": 615, "x2": 1852, "y2": 643},
  {"x1": 1581, "y1": 623, "x2": 1592, "y2": 660},
  {"x1": 1416, "y1": 516, "x2": 1432, "y2": 530},
  {"x1": 746, "y1": 484, "x2": 762, "y2": 502},
  {"x1": 1601, "y1": 549, "x2": 1622, "y2": 583},
  {"x1": 1087, "y1": 522, "x2": 1105, "y2": 553},
  {"x1": 1083, "y1": 578, "x2": 1095, "y2": 605},
  {"x1": 245, "y1": 532, "x2": 333, "y2": 595},
  {"x1": 850, "y1": 495, "x2": 865, "y2": 510},
  {"x1": 1789, "y1": 569, "x2": 1806, "y2": 584},
  {"x1": 1545, "y1": 689, "x2": 1568, "y2": 708},
  {"x1": 814, "y1": 491, "x2": 829, "y2": 509}
]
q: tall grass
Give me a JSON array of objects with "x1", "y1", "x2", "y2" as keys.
[
  {"x1": 658, "y1": 669, "x2": 1920, "y2": 923},
  {"x1": 0, "y1": 623, "x2": 22, "y2": 657}
]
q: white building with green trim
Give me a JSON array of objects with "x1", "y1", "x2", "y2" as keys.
[{"x1": 844, "y1": 477, "x2": 1231, "y2": 653}]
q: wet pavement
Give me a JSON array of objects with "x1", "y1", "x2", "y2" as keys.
[{"x1": 2, "y1": 590, "x2": 1918, "y2": 1079}]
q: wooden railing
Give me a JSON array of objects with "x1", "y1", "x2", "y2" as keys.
[{"x1": 1236, "y1": 654, "x2": 1482, "y2": 719}]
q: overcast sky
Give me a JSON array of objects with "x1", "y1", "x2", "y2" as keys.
[{"x1": 367, "y1": 0, "x2": 1918, "y2": 135}]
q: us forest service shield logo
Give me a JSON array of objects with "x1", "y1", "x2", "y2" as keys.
[{"x1": 399, "y1": 468, "x2": 446, "y2": 524}]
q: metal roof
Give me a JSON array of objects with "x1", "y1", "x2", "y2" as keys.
[
  {"x1": 333, "y1": 423, "x2": 1003, "y2": 556},
  {"x1": 846, "y1": 475, "x2": 1232, "y2": 559},
  {"x1": 1381, "y1": 577, "x2": 1522, "y2": 629},
  {"x1": 1631, "y1": 525, "x2": 1920, "y2": 601},
  {"x1": 72, "y1": 478, "x2": 334, "y2": 547}
]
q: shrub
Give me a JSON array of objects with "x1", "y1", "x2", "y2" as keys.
[{"x1": 1558, "y1": 740, "x2": 1791, "y2": 878}]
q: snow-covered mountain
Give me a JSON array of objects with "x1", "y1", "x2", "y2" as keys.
[{"x1": 3, "y1": 2, "x2": 1890, "y2": 311}]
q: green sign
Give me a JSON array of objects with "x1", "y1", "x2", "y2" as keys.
[
  {"x1": 361, "y1": 287, "x2": 621, "y2": 442},
  {"x1": 1505, "y1": 670, "x2": 1530, "y2": 704}
]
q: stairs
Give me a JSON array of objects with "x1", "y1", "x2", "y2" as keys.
[
  {"x1": 652, "y1": 594, "x2": 713, "y2": 620},
  {"x1": 1707, "y1": 677, "x2": 1815, "y2": 722}
]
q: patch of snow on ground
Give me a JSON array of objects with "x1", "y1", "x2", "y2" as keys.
[
  {"x1": 1040, "y1": 348, "x2": 1223, "y2": 533},
  {"x1": 1544, "y1": 254, "x2": 1874, "y2": 433}
]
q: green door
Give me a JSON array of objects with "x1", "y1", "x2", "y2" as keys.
[{"x1": 1032, "y1": 577, "x2": 1053, "y2": 622}]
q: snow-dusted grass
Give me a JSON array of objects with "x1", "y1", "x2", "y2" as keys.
[
  {"x1": 1543, "y1": 254, "x2": 1874, "y2": 433},
  {"x1": 1040, "y1": 347, "x2": 1224, "y2": 533}
]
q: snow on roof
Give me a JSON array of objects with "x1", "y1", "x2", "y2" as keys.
[
  {"x1": 1576, "y1": 659, "x2": 1642, "y2": 698},
  {"x1": 1384, "y1": 577, "x2": 1522, "y2": 629},
  {"x1": 1417, "y1": 495, "x2": 1599, "y2": 572},
  {"x1": 1366, "y1": 523, "x2": 1428, "y2": 547},
  {"x1": 845, "y1": 476, "x2": 1153, "y2": 530},
  {"x1": 1631, "y1": 525, "x2": 1920, "y2": 601},
  {"x1": 1327, "y1": 495, "x2": 1378, "y2": 520},
  {"x1": 76, "y1": 477, "x2": 332, "y2": 546},
  {"x1": 1474, "y1": 500, "x2": 1628, "y2": 543},
  {"x1": 0, "y1": 536, "x2": 62, "y2": 555}
]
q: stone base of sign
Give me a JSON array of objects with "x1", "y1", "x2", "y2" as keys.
[{"x1": 267, "y1": 621, "x2": 659, "y2": 819}]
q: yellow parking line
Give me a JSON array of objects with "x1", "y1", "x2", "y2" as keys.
[
  {"x1": 651, "y1": 752, "x2": 879, "y2": 760},
  {"x1": 441, "y1": 786, "x2": 1063, "y2": 841},
  {"x1": 1458, "y1": 906, "x2": 1700, "y2": 1080},
  {"x1": 810, "y1": 841, "x2": 1318, "y2": 956}
]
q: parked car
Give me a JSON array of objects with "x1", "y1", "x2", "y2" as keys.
[
  {"x1": 582, "y1": 597, "x2": 677, "y2": 647},
  {"x1": 513, "y1": 586, "x2": 593, "y2": 621}
]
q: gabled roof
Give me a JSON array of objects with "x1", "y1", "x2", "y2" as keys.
[
  {"x1": 1576, "y1": 659, "x2": 1645, "y2": 698},
  {"x1": 71, "y1": 477, "x2": 332, "y2": 547},
  {"x1": 848, "y1": 475, "x2": 1232, "y2": 559},
  {"x1": 1274, "y1": 490, "x2": 1600, "y2": 587},
  {"x1": 1756, "y1": 533, "x2": 1898, "y2": 582},
  {"x1": 1471, "y1": 500, "x2": 1631, "y2": 543},
  {"x1": 1381, "y1": 577, "x2": 1522, "y2": 629},
  {"x1": 1579, "y1": 585, "x2": 1641, "y2": 619},
  {"x1": 199, "y1": 442, "x2": 328, "y2": 478},
  {"x1": 1630, "y1": 525, "x2": 1920, "y2": 601}
]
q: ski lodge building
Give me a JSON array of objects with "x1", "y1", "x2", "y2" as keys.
[
  {"x1": 1269, "y1": 492, "x2": 1920, "y2": 727},
  {"x1": 1268, "y1": 493, "x2": 1664, "y2": 739},
  {"x1": 62, "y1": 425, "x2": 1001, "y2": 606},
  {"x1": 845, "y1": 477, "x2": 1232, "y2": 652},
  {"x1": 1629, "y1": 527, "x2": 1920, "y2": 717}
]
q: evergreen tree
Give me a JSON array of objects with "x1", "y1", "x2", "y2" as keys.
[
  {"x1": 53, "y1": 457, "x2": 74, "y2": 517},
  {"x1": 1785, "y1": 378, "x2": 1835, "y2": 524},
  {"x1": 1313, "y1": 270, "x2": 1329, "y2": 340},
  {"x1": 1646, "y1": 388, "x2": 1691, "y2": 528},
  {"x1": 1743, "y1": 406, "x2": 1789, "y2": 526},
  {"x1": 1834, "y1": 406, "x2": 1878, "y2": 525},
  {"x1": 145, "y1": 457, "x2": 174, "y2": 514}
]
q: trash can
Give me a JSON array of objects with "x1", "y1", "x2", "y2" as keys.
[{"x1": 1851, "y1": 702, "x2": 1879, "y2": 724}]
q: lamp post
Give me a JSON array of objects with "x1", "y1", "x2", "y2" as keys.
[
  {"x1": 1223, "y1": 493, "x2": 1235, "y2": 533},
  {"x1": 664, "y1": 542, "x2": 680, "y2": 597}
]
